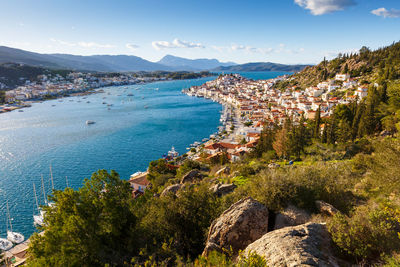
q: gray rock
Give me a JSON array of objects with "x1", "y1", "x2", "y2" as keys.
[
  {"x1": 180, "y1": 169, "x2": 203, "y2": 184},
  {"x1": 316, "y1": 200, "x2": 339, "y2": 216},
  {"x1": 160, "y1": 184, "x2": 183, "y2": 197},
  {"x1": 210, "y1": 183, "x2": 237, "y2": 197},
  {"x1": 215, "y1": 166, "x2": 230, "y2": 176},
  {"x1": 244, "y1": 223, "x2": 340, "y2": 267},
  {"x1": 274, "y1": 204, "x2": 311, "y2": 230},
  {"x1": 203, "y1": 197, "x2": 269, "y2": 257}
]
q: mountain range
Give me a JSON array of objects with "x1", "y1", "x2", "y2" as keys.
[{"x1": 0, "y1": 46, "x2": 310, "y2": 72}]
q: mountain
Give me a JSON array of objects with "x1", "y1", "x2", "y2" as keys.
[
  {"x1": 0, "y1": 46, "x2": 173, "y2": 72},
  {"x1": 213, "y1": 62, "x2": 311, "y2": 72},
  {"x1": 158, "y1": 55, "x2": 236, "y2": 71},
  {"x1": 0, "y1": 45, "x2": 309, "y2": 73}
]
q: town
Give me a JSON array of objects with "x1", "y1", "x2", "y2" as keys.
[
  {"x1": 181, "y1": 73, "x2": 368, "y2": 164},
  {"x1": 0, "y1": 72, "x2": 171, "y2": 113}
]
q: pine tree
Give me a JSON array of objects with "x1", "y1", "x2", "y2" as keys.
[{"x1": 314, "y1": 105, "x2": 321, "y2": 139}]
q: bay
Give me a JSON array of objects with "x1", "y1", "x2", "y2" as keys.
[{"x1": 0, "y1": 71, "x2": 288, "y2": 238}]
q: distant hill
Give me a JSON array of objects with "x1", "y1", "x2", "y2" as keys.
[
  {"x1": 0, "y1": 46, "x2": 174, "y2": 72},
  {"x1": 213, "y1": 62, "x2": 311, "y2": 72},
  {"x1": 0, "y1": 45, "x2": 310, "y2": 73},
  {"x1": 158, "y1": 55, "x2": 236, "y2": 71}
]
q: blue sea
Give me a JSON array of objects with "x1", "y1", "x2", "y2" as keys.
[{"x1": 0, "y1": 71, "x2": 288, "y2": 238}]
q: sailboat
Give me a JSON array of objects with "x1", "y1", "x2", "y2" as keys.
[
  {"x1": 0, "y1": 216, "x2": 13, "y2": 251},
  {"x1": 33, "y1": 183, "x2": 45, "y2": 227},
  {"x1": 6, "y1": 201, "x2": 24, "y2": 244}
]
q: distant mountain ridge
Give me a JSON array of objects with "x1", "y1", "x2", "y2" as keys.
[
  {"x1": 0, "y1": 45, "x2": 311, "y2": 72},
  {"x1": 214, "y1": 62, "x2": 311, "y2": 72},
  {"x1": 157, "y1": 55, "x2": 236, "y2": 71}
]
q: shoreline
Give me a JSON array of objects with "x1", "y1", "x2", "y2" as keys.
[{"x1": 0, "y1": 75, "x2": 217, "y2": 115}]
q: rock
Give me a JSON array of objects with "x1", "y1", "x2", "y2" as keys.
[
  {"x1": 380, "y1": 130, "x2": 391, "y2": 137},
  {"x1": 210, "y1": 183, "x2": 237, "y2": 197},
  {"x1": 215, "y1": 166, "x2": 230, "y2": 176},
  {"x1": 180, "y1": 169, "x2": 203, "y2": 184},
  {"x1": 244, "y1": 223, "x2": 340, "y2": 267},
  {"x1": 160, "y1": 184, "x2": 183, "y2": 197},
  {"x1": 316, "y1": 200, "x2": 339, "y2": 216},
  {"x1": 274, "y1": 204, "x2": 311, "y2": 230},
  {"x1": 203, "y1": 197, "x2": 269, "y2": 257},
  {"x1": 268, "y1": 163, "x2": 280, "y2": 169}
]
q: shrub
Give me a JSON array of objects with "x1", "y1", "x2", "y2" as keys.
[{"x1": 328, "y1": 201, "x2": 400, "y2": 262}]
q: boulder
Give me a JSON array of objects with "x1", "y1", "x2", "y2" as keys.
[
  {"x1": 210, "y1": 183, "x2": 237, "y2": 197},
  {"x1": 215, "y1": 166, "x2": 230, "y2": 176},
  {"x1": 316, "y1": 200, "x2": 339, "y2": 216},
  {"x1": 160, "y1": 184, "x2": 183, "y2": 197},
  {"x1": 274, "y1": 204, "x2": 311, "y2": 230},
  {"x1": 244, "y1": 223, "x2": 340, "y2": 267},
  {"x1": 180, "y1": 169, "x2": 203, "y2": 184},
  {"x1": 203, "y1": 197, "x2": 269, "y2": 257}
]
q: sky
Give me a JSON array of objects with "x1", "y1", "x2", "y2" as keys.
[{"x1": 0, "y1": 0, "x2": 399, "y2": 64}]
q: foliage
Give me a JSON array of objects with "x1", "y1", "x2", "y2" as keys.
[
  {"x1": 176, "y1": 159, "x2": 201, "y2": 178},
  {"x1": 328, "y1": 201, "x2": 400, "y2": 262},
  {"x1": 147, "y1": 159, "x2": 176, "y2": 189},
  {"x1": 136, "y1": 183, "x2": 222, "y2": 263},
  {"x1": 28, "y1": 170, "x2": 137, "y2": 267}
]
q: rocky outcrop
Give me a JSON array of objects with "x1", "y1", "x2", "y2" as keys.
[
  {"x1": 210, "y1": 183, "x2": 237, "y2": 197},
  {"x1": 316, "y1": 200, "x2": 339, "y2": 216},
  {"x1": 203, "y1": 197, "x2": 269, "y2": 256},
  {"x1": 244, "y1": 223, "x2": 340, "y2": 267},
  {"x1": 160, "y1": 184, "x2": 183, "y2": 197},
  {"x1": 180, "y1": 169, "x2": 203, "y2": 184},
  {"x1": 215, "y1": 166, "x2": 230, "y2": 176},
  {"x1": 274, "y1": 205, "x2": 311, "y2": 230}
]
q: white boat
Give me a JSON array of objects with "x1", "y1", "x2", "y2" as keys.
[
  {"x1": 86, "y1": 120, "x2": 95, "y2": 125},
  {"x1": 6, "y1": 201, "x2": 24, "y2": 244},
  {"x1": 33, "y1": 183, "x2": 45, "y2": 227},
  {"x1": 167, "y1": 146, "x2": 179, "y2": 158},
  {"x1": 0, "y1": 237, "x2": 13, "y2": 251}
]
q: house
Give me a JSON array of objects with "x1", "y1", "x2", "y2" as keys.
[
  {"x1": 129, "y1": 172, "x2": 150, "y2": 192},
  {"x1": 355, "y1": 87, "x2": 368, "y2": 99},
  {"x1": 335, "y1": 74, "x2": 350, "y2": 81}
]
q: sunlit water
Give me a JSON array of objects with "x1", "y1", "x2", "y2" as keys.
[{"x1": 0, "y1": 71, "x2": 288, "y2": 238}]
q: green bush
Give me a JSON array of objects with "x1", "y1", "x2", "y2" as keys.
[{"x1": 328, "y1": 201, "x2": 400, "y2": 262}]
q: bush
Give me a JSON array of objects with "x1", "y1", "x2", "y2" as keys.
[{"x1": 328, "y1": 201, "x2": 400, "y2": 262}]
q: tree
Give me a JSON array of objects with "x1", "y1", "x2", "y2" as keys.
[
  {"x1": 273, "y1": 127, "x2": 288, "y2": 158},
  {"x1": 28, "y1": 170, "x2": 138, "y2": 266},
  {"x1": 0, "y1": 91, "x2": 5, "y2": 104},
  {"x1": 314, "y1": 106, "x2": 321, "y2": 139}
]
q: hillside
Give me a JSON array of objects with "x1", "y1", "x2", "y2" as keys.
[
  {"x1": 0, "y1": 62, "x2": 70, "y2": 89},
  {"x1": 214, "y1": 62, "x2": 310, "y2": 72},
  {"x1": 158, "y1": 55, "x2": 236, "y2": 71},
  {"x1": 287, "y1": 42, "x2": 400, "y2": 89}
]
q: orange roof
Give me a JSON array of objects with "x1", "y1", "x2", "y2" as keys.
[{"x1": 129, "y1": 173, "x2": 150, "y2": 186}]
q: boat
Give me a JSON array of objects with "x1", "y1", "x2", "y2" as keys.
[
  {"x1": 51, "y1": 104, "x2": 56, "y2": 107},
  {"x1": 102, "y1": 102, "x2": 107, "y2": 104},
  {"x1": 18, "y1": 109, "x2": 24, "y2": 112},
  {"x1": 144, "y1": 105, "x2": 149, "y2": 109},
  {"x1": 167, "y1": 146, "x2": 179, "y2": 158},
  {"x1": 127, "y1": 93, "x2": 134, "y2": 96},
  {"x1": 6, "y1": 201, "x2": 25, "y2": 244},
  {"x1": 0, "y1": 236, "x2": 13, "y2": 251},
  {"x1": 86, "y1": 120, "x2": 95, "y2": 125},
  {"x1": 33, "y1": 183, "x2": 45, "y2": 227}
]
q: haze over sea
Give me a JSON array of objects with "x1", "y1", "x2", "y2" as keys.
[{"x1": 0, "y1": 71, "x2": 288, "y2": 237}]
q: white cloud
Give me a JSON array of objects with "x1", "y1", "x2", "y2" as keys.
[
  {"x1": 294, "y1": 0, "x2": 356, "y2": 15},
  {"x1": 126, "y1": 43, "x2": 139, "y2": 51},
  {"x1": 50, "y1": 38, "x2": 114, "y2": 49},
  {"x1": 371, "y1": 7, "x2": 400, "y2": 18},
  {"x1": 152, "y1": 38, "x2": 205, "y2": 50}
]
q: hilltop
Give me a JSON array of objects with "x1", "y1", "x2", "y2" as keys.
[{"x1": 214, "y1": 62, "x2": 310, "y2": 72}]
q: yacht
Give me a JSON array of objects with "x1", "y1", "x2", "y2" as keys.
[
  {"x1": 33, "y1": 182, "x2": 45, "y2": 227},
  {"x1": 127, "y1": 93, "x2": 134, "y2": 96},
  {"x1": 86, "y1": 120, "x2": 95, "y2": 125},
  {"x1": 6, "y1": 201, "x2": 25, "y2": 244},
  {"x1": 0, "y1": 237, "x2": 13, "y2": 251}
]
